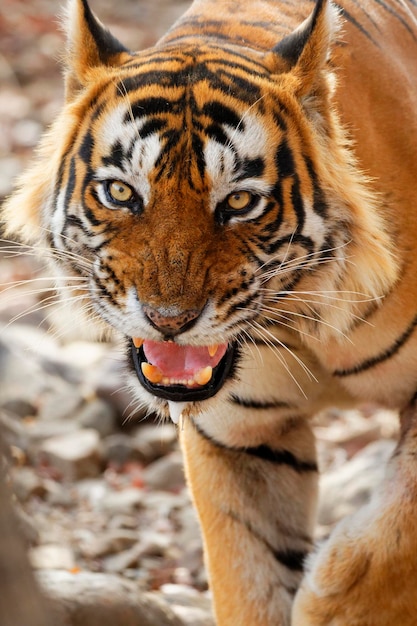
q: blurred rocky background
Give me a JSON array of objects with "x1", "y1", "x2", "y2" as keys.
[{"x1": 0, "y1": 1, "x2": 399, "y2": 624}]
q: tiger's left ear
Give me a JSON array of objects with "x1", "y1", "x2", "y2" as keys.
[
  {"x1": 64, "y1": 0, "x2": 131, "y2": 101},
  {"x1": 267, "y1": 0, "x2": 340, "y2": 97}
]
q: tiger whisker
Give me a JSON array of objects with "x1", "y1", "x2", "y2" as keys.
[
  {"x1": 259, "y1": 253, "x2": 351, "y2": 283},
  {"x1": 256, "y1": 240, "x2": 353, "y2": 281},
  {"x1": 238, "y1": 305, "x2": 319, "y2": 343},
  {"x1": 247, "y1": 320, "x2": 311, "y2": 397},
  {"x1": 255, "y1": 305, "x2": 353, "y2": 342},
  {"x1": 0, "y1": 234, "x2": 93, "y2": 269},
  {"x1": 261, "y1": 293, "x2": 375, "y2": 327},
  {"x1": 237, "y1": 328, "x2": 265, "y2": 366},
  {"x1": 0, "y1": 278, "x2": 88, "y2": 298},
  {"x1": 4, "y1": 292, "x2": 92, "y2": 328},
  {"x1": 262, "y1": 288, "x2": 381, "y2": 303}
]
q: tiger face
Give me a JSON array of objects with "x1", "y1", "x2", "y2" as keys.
[
  {"x1": 50, "y1": 43, "x2": 337, "y2": 413},
  {"x1": 4, "y1": 0, "x2": 396, "y2": 421}
]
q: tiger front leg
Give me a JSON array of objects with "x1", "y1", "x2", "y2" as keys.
[
  {"x1": 292, "y1": 403, "x2": 417, "y2": 626},
  {"x1": 179, "y1": 414, "x2": 318, "y2": 626}
]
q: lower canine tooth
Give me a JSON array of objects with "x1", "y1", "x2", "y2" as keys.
[
  {"x1": 194, "y1": 366, "x2": 213, "y2": 386},
  {"x1": 132, "y1": 337, "x2": 144, "y2": 348},
  {"x1": 141, "y1": 362, "x2": 163, "y2": 384}
]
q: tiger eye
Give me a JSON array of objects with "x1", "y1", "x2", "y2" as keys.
[
  {"x1": 227, "y1": 191, "x2": 252, "y2": 211},
  {"x1": 108, "y1": 180, "x2": 133, "y2": 203}
]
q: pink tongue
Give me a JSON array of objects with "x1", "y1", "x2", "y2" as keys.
[{"x1": 143, "y1": 340, "x2": 227, "y2": 379}]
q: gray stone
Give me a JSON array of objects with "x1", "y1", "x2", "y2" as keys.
[
  {"x1": 0, "y1": 398, "x2": 37, "y2": 418},
  {"x1": 143, "y1": 451, "x2": 185, "y2": 492},
  {"x1": 11, "y1": 466, "x2": 47, "y2": 502},
  {"x1": 90, "y1": 349, "x2": 146, "y2": 423},
  {"x1": 79, "y1": 529, "x2": 139, "y2": 559},
  {"x1": 99, "y1": 487, "x2": 144, "y2": 514},
  {"x1": 37, "y1": 570, "x2": 184, "y2": 626},
  {"x1": 25, "y1": 419, "x2": 80, "y2": 447},
  {"x1": 171, "y1": 605, "x2": 215, "y2": 626},
  {"x1": 75, "y1": 397, "x2": 117, "y2": 438},
  {"x1": 159, "y1": 585, "x2": 214, "y2": 626},
  {"x1": 103, "y1": 544, "x2": 143, "y2": 573},
  {"x1": 29, "y1": 544, "x2": 76, "y2": 570},
  {"x1": 39, "y1": 429, "x2": 102, "y2": 481},
  {"x1": 133, "y1": 423, "x2": 178, "y2": 464},
  {"x1": 318, "y1": 439, "x2": 396, "y2": 527},
  {"x1": 38, "y1": 389, "x2": 84, "y2": 422},
  {"x1": 102, "y1": 433, "x2": 137, "y2": 464}
]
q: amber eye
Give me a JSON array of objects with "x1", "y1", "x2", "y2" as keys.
[
  {"x1": 226, "y1": 191, "x2": 253, "y2": 211},
  {"x1": 107, "y1": 180, "x2": 134, "y2": 203}
]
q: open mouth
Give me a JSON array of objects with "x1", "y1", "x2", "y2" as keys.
[{"x1": 130, "y1": 337, "x2": 236, "y2": 402}]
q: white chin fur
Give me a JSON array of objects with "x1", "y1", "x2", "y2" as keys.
[{"x1": 167, "y1": 401, "x2": 188, "y2": 425}]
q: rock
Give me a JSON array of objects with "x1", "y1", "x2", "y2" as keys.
[
  {"x1": 102, "y1": 433, "x2": 137, "y2": 465},
  {"x1": 38, "y1": 389, "x2": 84, "y2": 422},
  {"x1": 13, "y1": 504, "x2": 40, "y2": 546},
  {"x1": 11, "y1": 118, "x2": 42, "y2": 148},
  {"x1": 160, "y1": 584, "x2": 212, "y2": 610},
  {"x1": 99, "y1": 487, "x2": 144, "y2": 514},
  {"x1": 11, "y1": 466, "x2": 47, "y2": 502},
  {"x1": 108, "y1": 514, "x2": 139, "y2": 530},
  {"x1": 102, "y1": 544, "x2": 143, "y2": 573},
  {"x1": 171, "y1": 605, "x2": 215, "y2": 626},
  {"x1": 37, "y1": 570, "x2": 184, "y2": 626},
  {"x1": 29, "y1": 544, "x2": 76, "y2": 570},
  {"x1": 0, "y1": 156, "x2": 23, "y2": 197},
  {"x1": 91, "y1": 349, "x2": 146, "y2": 423},
  {"x1": 79, "y1": 529, "x2": 139, "y2": 559},
  {"x1": 39, "y1": 429, "x2": 102, "y2": 481},
  {"x1": 159, "y1": 584, "x2": 214, "y2": 626},
  {"x1": 143, "y1": 452, "x2": 185, "y2": 492},
  {"x1": 318, "y1": 439, "x2": 396, "y2": 527},
  {"x1": 0, "y1": 399, "x2": 37, "y2": 418},
  {"x1": 25, "y1": 419, "x2": 80, "y2": 449},
  {"x1": 132, "y1": 423, "x2": 178, "y2": 464},
  {"x1": 75, "y1": 398, "x2": 117, "y2": 438},
  {"x1": 0, "y1": 408, "x2": 30, "y2": 450}
]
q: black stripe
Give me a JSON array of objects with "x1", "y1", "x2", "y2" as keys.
[
  {"x1": 305, "y1": 156, "x2": 328, "y2": 217},
  {"x1": 227, "y1": 510, "x2": 309, "y2": 581},
  {"x1": 202, "y1": 101, "x2": 243, "y2": 130},
  {"x1": 80, "y1": 0, "x2": 129, "y2": 63},
  {"x1": 244, "y1": 445, "x2": 318, "y2": 472},
  {"x1": 194, "y1": 422, "x2": 317, "y2": 473},
  {"x1": 274, "y1": 549, "x2": 306, "y2": 572},
  {"x1": 374, "y1": 0, "x2": 417, "y2": 41},
  {"x1": 334, "y1": 314, "x2": 417, "y2": 377},
  {"x1": 63, "y1": 156, "x2": 77, "y2": 212},
  {"x1": 334, "y1": 4, "x2": 379, "y2": 45},
  {"x1": 229, "y1": 394, "x2": 292, "y2": 410},
  {"x1": 409, "y1": 389, "x2": 417, "y2": 406}
]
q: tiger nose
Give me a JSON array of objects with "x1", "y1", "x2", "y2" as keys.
[{"x1": 143, "y1": 305, "x2": 202, "y2": 336}]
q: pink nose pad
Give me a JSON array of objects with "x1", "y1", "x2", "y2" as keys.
[{"x1": 143, "y1": 305, "x2": 202, "y2": 335}]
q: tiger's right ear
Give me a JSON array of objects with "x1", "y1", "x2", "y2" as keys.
[
  {"x1": 267, "y1": 0, "x2": 340, "y2": 98},
  {"x1": 64, "y1": 0, "x2": 131, "y2": 101}
]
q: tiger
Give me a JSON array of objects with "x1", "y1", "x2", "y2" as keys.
[{"x1": 3, "y1": 0, "x2": 417, "y2": 623}]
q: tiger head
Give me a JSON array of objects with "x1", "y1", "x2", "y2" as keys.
[{"x1": 3, "y1": 0, "x2": 397, "y2": 421}]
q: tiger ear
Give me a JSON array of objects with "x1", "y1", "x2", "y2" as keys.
[
  {"x1": 269, "y1": 0, "x2": 340, "y2": 97},
  {"x1": 64, "y1": 0, "x2": 131, "y2": 101}
]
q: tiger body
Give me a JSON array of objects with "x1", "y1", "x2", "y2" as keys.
[{"x1": 3, "y1": 0, "x2": 417, "y2": 623}]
